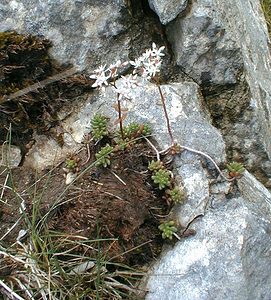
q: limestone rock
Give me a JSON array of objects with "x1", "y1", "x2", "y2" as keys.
[
  {"x1": 145, "y1": 171, "x2": 271, "y2": 300},
  {"x1": 0, "y1": 0, "x2": 129, "y2": 71},
  {"x1": 23, "y1": 133, "x2": 79, "y2": 171},
  {"x1": 148, "y1": 0, "x2": 188, "y2": 24},
  {"x1": 166, "y1": 0, "x2": 243, "y2": 86},
  {"x1": 62, "y1": 78, "x2": 226, "y2": 164},
  {"x1": 165, "y1": 0, "x2": 271, "y2": 180},
  {"x1": 222, "y1": 0, "x2": 271, "y2": 163},
  {"x1": 1, "y1": 1, "x2": 271, "y2": 298}
]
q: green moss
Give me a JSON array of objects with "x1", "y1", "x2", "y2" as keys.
[{"x1": 261, "y1": 0, "x2": 271, "y2": 35}]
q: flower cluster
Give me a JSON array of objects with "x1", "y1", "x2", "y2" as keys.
[
  {"x1": 130, "y1": 42, "x2": 165, "y2": 80},
  {"x1": 115, "y1": 74, "x2": 138, "y2": 101},
  {"x1": 89, "y1": 60, "x2": 124, "y2": 92},
  {"x1": 89, "y1": 43, "x2": 165, "y2": 98}
]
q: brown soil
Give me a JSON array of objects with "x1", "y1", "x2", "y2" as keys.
[{"x1": 0, "y1": 141, "x2": 170, "y2": 266}]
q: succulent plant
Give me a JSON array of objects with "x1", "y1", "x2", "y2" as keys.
[
  {"x1": 123, "y1": 122, "x2": 140, "y2": 138},
  {"x1": 148, "y1": 160, "x2": 164, "y2": 172},
  {"x1": 115, "y1": 138, "x2": 129, "y2": 151},
  {"x1": 122, "y1": 122, "x2": 152, "y2": 139},
  {"x1": 141, "y1": 123, "x2": 152, "y2": 136},
  {"x1": 91, "y1": 114, "x2": 109, "y2": 141},
  {"x1": 151, "y1": 169, "x2": 171, "y2": 190},
  {"x1": 166, "y1": 186, "x2": 185, "y2": 203},
  {"x1": 159, "y1": 221, "x2": 178, "y2": 240},
  {"x1": 65, "y1": 158, "x2": 78, "y2": 171},
  {"x1": 226, "y1": 162, "x2": 245, "y2": 178},
  {"x1": 95, "y1": 144, "x2": 114, "y2": 167}
]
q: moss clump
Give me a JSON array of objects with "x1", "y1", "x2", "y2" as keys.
[
  {"x1": 0, "y1": 31, "x2": 93, "y2": 149},
  {"x1": 0, "y1": 31, "x2": 52, "y2": 96}
]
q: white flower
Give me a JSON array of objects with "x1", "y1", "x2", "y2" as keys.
[
  {"x1": 142, "y1": 58, "x2": 162, "y2": 79},
  {"x1": 130, "y1": 43, "x2": 165, "y2": 80},
  {"x1": 129, "y1": 57, "x2": 143, "y2": 70},
  {"x1": 90, "y1": 64, "x2": 107, "y2": 77},
  {"x1": 115, "y1": 74, "x2": 138, "y2": 100},
  {"x1": 151, "y1": 42, "x2": 165, "y2": 59},
  {"x1": 90, "y1": 64, "x2": 110, "y2": 91},
  {"x1": 121, "y1": 74, "x2": 138, "y2": 89},
  {"x1": 141, "y1": 49, "x2": 152, "y2": 61},
  {"x1": 109, "y1": 60, "x2": 122, "y2": 78}
]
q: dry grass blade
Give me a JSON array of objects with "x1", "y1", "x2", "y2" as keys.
[
  {"x1": 0, "y1": 67, "x2": 78, "y2": 104},
  {"x1": 0, "y1": 279, "x2": 26, "y2": 300}
]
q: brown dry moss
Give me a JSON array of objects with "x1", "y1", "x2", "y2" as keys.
[{"x1": 0, "y1": 31, "x2": 93, "y2": 150}]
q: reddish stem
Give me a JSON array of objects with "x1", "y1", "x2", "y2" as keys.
[
  {"x1": 157, "y1": 84, "x2": 175, "y2": 146},
  {"x1": 117, "y1": 95, "x2": 124, "y2": 140}
]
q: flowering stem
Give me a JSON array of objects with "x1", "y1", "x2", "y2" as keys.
[
  {"x1": 117, "y1": 95, "x2": 124, "y2": 140},
  {"x1": 157, "y1": 84, "x2": 175, "y2": 146}
]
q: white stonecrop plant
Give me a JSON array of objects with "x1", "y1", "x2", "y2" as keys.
[
  {"x1": 89, "y1": 42, "x2": 235, "y2": 193},
  {"x1": 89, "y1": 42, "x2": 165, "y2": 99},
  {"x1": 89, "y1": 42, "x2": 167, "y2": 141}
]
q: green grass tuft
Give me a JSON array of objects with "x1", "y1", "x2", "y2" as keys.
[{"x1": 261, "y1": 0, "x2": 271, "y2": 35}]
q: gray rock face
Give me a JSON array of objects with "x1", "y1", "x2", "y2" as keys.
[
  {"x1": 222, "y1": 0, "x2": 271, "y2": 164},
  {"x1": 1, "y1": 0, "x2": 271, "y2": 298},
  {"x1": 61, "y1": 78, "x2": 225, "y2": 163},
  {"x1": 24, "y1": 79, "x2": 226, "y2": 170},
  {"x1": 165, "y1": 0, "x2": 271, "y2": 180},
  {"x1": 166, "y1": 0, "x2": 243, "y2": 86},
  {"x1": 0, "y1": 0, "x2": 129, "y2": 71},
  {"x1": 148, "y1": 0, "x2": 188, "y2": 24},
  {"x1": 145, "y1": 171, "x2": 271, "y2": 300},
  {"x1": 23, "y1": 132, "x2": 79, "y2": 171}
]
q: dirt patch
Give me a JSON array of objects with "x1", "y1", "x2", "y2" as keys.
[{"x1": 0, "y1": 141, "x2": 170, "y2": 266}]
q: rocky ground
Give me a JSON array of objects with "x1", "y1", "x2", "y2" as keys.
[{"x1": 1, "y1": 0, "x2": 271, "y2": 299}]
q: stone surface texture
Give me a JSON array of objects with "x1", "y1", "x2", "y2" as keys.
[
  {"x1": 0, "y1": 0, "x2": 129, "y2": 71},
  {"x1": 223, "y1": 0, "x2": 271, "y2": 167},
  {"x1": 148, "y1": 0, "x2": 188, "y2": 24},
  {"x1": 24, "y1": 79, "x2": 225, "y2": 170},
  {"x1": 164, "y1": 0, "x2": 271, "y2": 181},
  {"x1": 166, "y1": 0, "x2": 243, "y2": 86},
  {"x1": 1, "y1": 0, "x2": 271, "y2": 299},
  {"x1": 0, "y1": 145, "x2": 22, "y2": 168},
  {"x1": 146, "y1": 171, "x2": 271, "y2": 300},
  {"x1": 63, "y1": 79, "x2": 226, "y2": 163}
]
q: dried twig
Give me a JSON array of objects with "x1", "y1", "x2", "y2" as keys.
[
  {"x1": 110, "y1": 170, "x2": 127, "y2": 186},
  {"x1": 0, "y1": 67, "x2": 78, "y2": 104}
]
